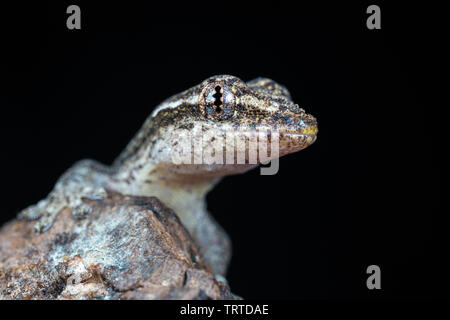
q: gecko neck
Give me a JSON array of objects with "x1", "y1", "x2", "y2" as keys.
[{"x1": 112, "y1": 148, "x2": 222, "y2": 232}]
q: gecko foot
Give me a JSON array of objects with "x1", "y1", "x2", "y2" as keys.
[
  {"x1": 34, "y1": 212, "x2": 57, "y2": 233},
  {"x1": 83, "y1": 187, "x2": 107, "y2": 201},
  {"x1": 19, "y1": 188, "x2": 106, "y2": 233},
  {"x1": 72, "y1": 203, "x2": 93, "y2": 220},
  {"x1": 18, "y1": 199, "x2": 59, "y2": 233},
  {"x1": 71, "y1": 187, "x2": 106, "y2": 219}
]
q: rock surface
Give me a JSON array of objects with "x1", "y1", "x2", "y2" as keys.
[{"x1": 0, "y1": 192, "x2": 235, "y2": 300}]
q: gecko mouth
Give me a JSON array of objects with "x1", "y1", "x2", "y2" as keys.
[
  {"x1": 279, "y1": 132, "x2": 318, "y2": 142},
  {"x1": 212, "y1": 127, "x2": 318, "y2": 161},
  {"x1": 232, "y1": 124, "x2": 318, "y2": 146},
  {"x1": 162, "y1": 127, "x2": 318, "y2": 178}
]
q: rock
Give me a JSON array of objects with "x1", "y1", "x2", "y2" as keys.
[{"x1": 0, "y1": 192, "x2": 236, "y2": 300}]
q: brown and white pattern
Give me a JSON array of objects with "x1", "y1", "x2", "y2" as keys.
[{"x1": 18, "y1": 75, "x2": 318, "y2": 278}]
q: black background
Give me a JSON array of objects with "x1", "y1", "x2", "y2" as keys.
[{"x1": 0, "y1": 2, "x2": 439, "y2": 299}]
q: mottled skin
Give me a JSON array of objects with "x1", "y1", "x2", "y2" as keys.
[{"x1": 19, "y1": 75, "x2": 318, "y2": 277}]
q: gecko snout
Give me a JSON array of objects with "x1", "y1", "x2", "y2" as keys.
[{"x1": 274, "y1": 107, "x2": 318, "y2": 153}]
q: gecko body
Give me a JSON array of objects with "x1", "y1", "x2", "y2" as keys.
[{"x1": 19, "y1": 75, "x2": 318, "y2": 276}]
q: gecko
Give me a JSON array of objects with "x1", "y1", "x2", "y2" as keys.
[{"x1": 18, "y1": 75, "x2": 318, "y2": 277}]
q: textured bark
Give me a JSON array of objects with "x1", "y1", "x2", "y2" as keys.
[{"x1": 0, "y1": 192, "x2": 235, "y2": 300}]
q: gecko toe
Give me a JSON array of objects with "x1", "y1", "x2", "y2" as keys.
[
  {"x1": 84, "y1": 187, "x2": 107, "y2": 201},
  {"x1": 72, "y1": 203, "x2": 93, "y2": 220},
  {"x1": 33, "y1": 214, "x2": 54, "y2": 233}
]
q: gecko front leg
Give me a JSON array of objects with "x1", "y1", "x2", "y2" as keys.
[{"x1": 19, "y1": 159, "x2": 113, "y2": 233}]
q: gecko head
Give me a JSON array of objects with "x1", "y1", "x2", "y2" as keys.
[
  {"x1": 198, "y1": 75, "x2": 318, "y2": 155},
  {"x1": 151, "y1": 75, "x2": 318, "y2": 178}
]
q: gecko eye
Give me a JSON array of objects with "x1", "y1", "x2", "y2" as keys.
[{"x1": 199, "y1": 83, "x2": 235, "y2": 121}]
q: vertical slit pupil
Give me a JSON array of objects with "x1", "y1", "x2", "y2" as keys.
[{"x1": 212, "y1": 86, "x2": 223, "y2": 112}]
